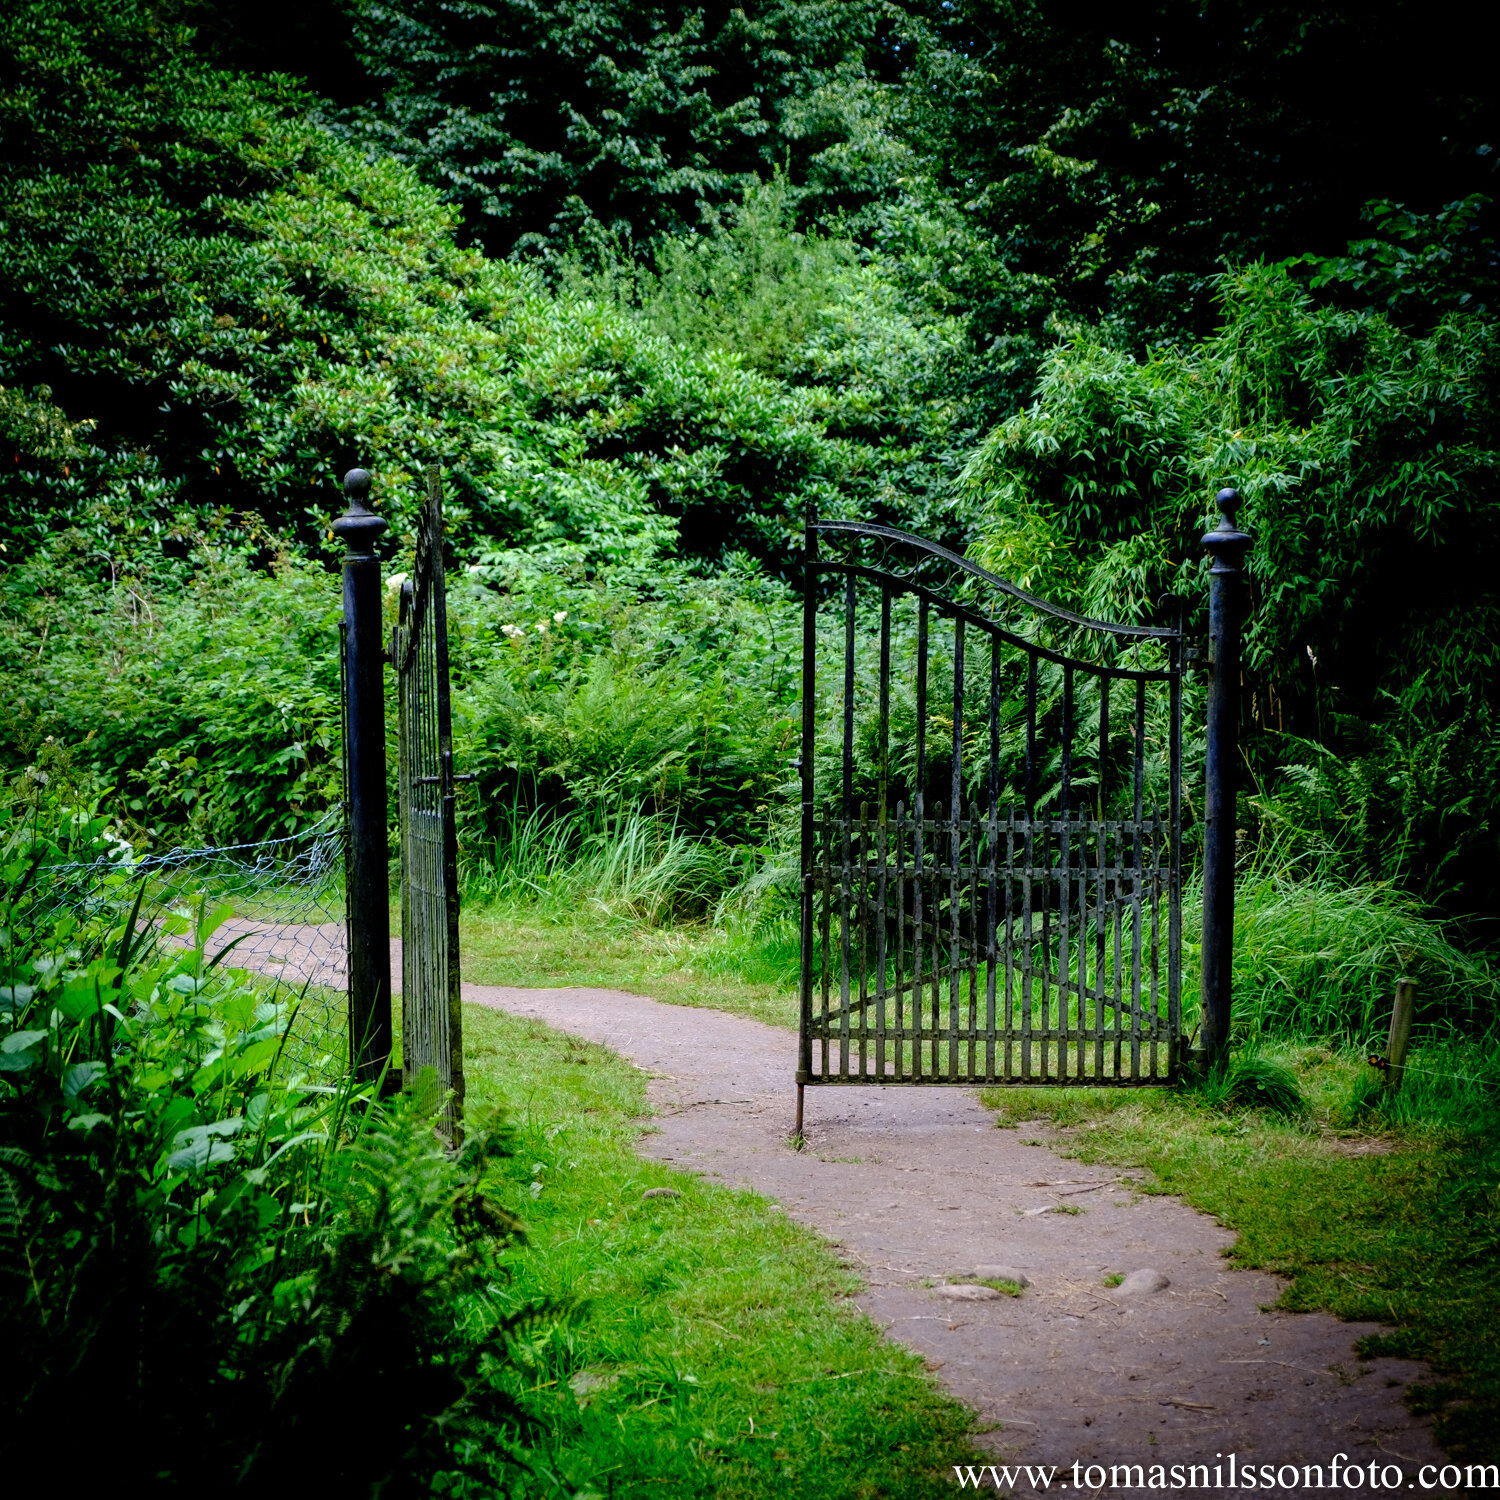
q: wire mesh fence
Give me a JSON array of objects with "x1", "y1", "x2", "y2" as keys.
[{"x1": 23, "y1": 814, "x2": 351, "y2": 1081}]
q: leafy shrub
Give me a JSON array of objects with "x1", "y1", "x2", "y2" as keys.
[
  {"x1": 965, "y1": 263, "x2": 1500, "y2": 917},
  {"x1": 0, "y1": 0, "x2": 926, "y2": 571},
  {"x1": 1, "y1": 542, "x2": 343, "y2": 843},
  {"x1": 1189, "y1": 1053, "x2": 1307, "y2": 1119},
  {"x1": 1178, "y1": 869, "x2": 1500, "y2": 1049},
  {"x1": 0, "y1": 778, "x2": 552, "y2": 1493},
  {"x1": 340, "y1": 0, "x2": 897, "y2": 258}
]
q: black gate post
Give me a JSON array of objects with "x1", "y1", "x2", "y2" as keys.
[
  {"x1": 335, "y1": 467, "x2": 393, "y2": 1084},
  {"x1": 1199, "y1": 488, "x2": 1251, "y2": 1063}
]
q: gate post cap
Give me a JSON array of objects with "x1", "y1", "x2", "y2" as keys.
[
  {"x1": 1202, "y1": 486, "x2": 1251, "y2": 574},
  {"x1": 334, "y1": 467, "x2": 387, "y2": 555}
]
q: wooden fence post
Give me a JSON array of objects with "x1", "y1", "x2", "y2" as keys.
[{"x1": 1384, "y1": 979, "x2": 1416, "y2": 1094}]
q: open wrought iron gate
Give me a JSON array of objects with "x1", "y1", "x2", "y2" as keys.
[
  {"x1": 393, "y1": 466, "x2": 464, "y2": 1141},
  {"x1": 797, "y1": 517, "x2": 1184, "y2": 1093}
]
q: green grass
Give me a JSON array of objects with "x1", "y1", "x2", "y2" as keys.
[
  {"x1": 979, "y1": 1042, "x2": 1500, "y2": 1462},
  {"x1": 461, "y1": 1003, "x2": 981, "y2": 1497},
  {"x1": 460, "y1": 901, "x2": 801, "y2": 1030}
]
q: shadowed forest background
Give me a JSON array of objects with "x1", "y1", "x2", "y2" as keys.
[
  {"x1": 4, "y1": 0, "x2": 1500, "y2": 1486},
  {"x1": 5, "y1": 0, "x2": 1497, "y2": 964}
]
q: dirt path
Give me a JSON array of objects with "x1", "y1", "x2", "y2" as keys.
[
  {"x1": 465, "y1": 982, "x2": 1446, "y2": 1494},
  {"x1": 214, "y1": 919, "x2": 1445, "y2": 1490}
]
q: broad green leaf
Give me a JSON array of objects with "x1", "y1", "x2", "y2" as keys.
[{"x1": 62, "y1": 1060, "x2": 107, "y2": 1102}]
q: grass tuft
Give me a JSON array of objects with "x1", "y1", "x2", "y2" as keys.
[{"x1": 1190, "y1": 1053, "x2": 1308, "y2": 1118}]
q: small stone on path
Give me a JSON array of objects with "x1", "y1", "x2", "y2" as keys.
[
  {"x1": 1112, "y1": 1268, "x2": 1170, "y2": 1296},
  {"x1": 939, "y1": 1283, "x2": 1004, "y2": 1302}
]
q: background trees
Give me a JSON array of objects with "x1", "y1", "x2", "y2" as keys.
[{"x1": 2, "y1": 0, "x2": 1496, "y2": 918}]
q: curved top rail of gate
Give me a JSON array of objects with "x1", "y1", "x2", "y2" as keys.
[{"x1": 813, "y1": 519, "x2": 1180, "y2": 644}]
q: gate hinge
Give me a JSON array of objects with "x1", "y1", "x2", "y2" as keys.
[{"x1": 1185, "y1": 641, "x2": 1211, "y2": 675}]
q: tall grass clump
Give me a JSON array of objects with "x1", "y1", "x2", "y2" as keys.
[
  {"x1": 462, "y1": 804, "x2": 740, "y2": 926},
  {"x1": 1179, "y1": 869, "x2": 1500, "y2": 1048}
]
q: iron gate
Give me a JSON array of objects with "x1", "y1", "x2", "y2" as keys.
[
  {"x1": 797, "y1": 517, "x2": 1184, "y2": 1092},
  {"x1": 393, "y1": 466, "x2": 464, "y2": 1140}
]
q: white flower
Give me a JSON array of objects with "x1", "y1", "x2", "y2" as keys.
[
  {"x1": 500, "y1": 623, "x2": 526, "y2": 640},
  {"x1": 535, "y1": 620, "x2": 548, "y2": 634},
  {"x1": 552, "y1": 610, "x2": 568, "y2": 624}
]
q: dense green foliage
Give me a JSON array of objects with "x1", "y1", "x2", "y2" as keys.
[
  {"x1": 966, "y1": 264, "x2": 1500, "y2": 913},
  {"x1": 4, "y1": 0, "x2": 1500, "y2": 1482},
  {"x1": 0, "y1": 0, "x2": 960, "y2": 568},
  {"x1": 0, "y1": 779, "x2": 550, "y2": 1492},
  {"x1": 343, "y1": 0, "x2": 898, "y2": 257},
  {"x1": 4, "y1": 0, "x2": 1497, "y2": 939}
]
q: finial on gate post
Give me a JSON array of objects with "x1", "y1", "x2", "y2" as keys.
[
  {"x1": 1203, "y1": 487, "x2": 1251, "y2": 575},
  {"x1": 336, "y1": 466, "x2": 393, "y2": 1088},
  {"x1": 334, "y1": 467, "x2": 386, "y2": 556},
  {"x1": 1198, "y1": 487, "x2": 1251, "y2": 1066}
]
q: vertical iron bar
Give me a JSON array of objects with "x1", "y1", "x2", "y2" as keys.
[
  {"x1": 1098, "y1": 673, "x2": 1109, "y2": 819},
  {"x1": 798, "y1": 504, "x2": 818, "y2": 1092},
  {"x1": 1131, "y1": 680, "x2": 1146, "y2": 1080},
  {"x1": 1094, "y1": 820, "x2": 1107, "y2": 1078},
  {"x1": 949, "y1": 618, "x2": 964, "y2": 1080},
  {"x1": 986, "y1": 637, "x2": 1000, "y2": 1083},
  {"x1": 858, "y1": 801, "x2": 870, "y2": 1078},
  {"x1": 820, "y1": 811, "x2": 833, "y2": 1079},
  {"x1": 929, "y1": 798, "x2": 943, "y2": 1076},
  {"x1": 1039, "y1": 817, "x2": 1051, "y2": 1080},
  {"x1": 1058, "y1": 808, "x2": 1072, "y2": 1080},
  {"x1": 1024, "y1": 655, "x2": 1037, "y2": 816},
  {"x1": 1003, "y1": 805, "x2": 1015, "y2": 1080},
  {"x1": 1060, "y1": 664, "x2": 1073, "y2": 814},
  {"x1": 1150, "y1": 814, "x2": 1163, "y2": 1078},
  {"x1": 985, "y1": 793, "x2": 998, "y2": 1083},
  {"x1": 895, "y1": 799, "x2": 907, "y2": 1080},
  {"x1": 842, "y1": 573, "x2": 856, "y2": 821},
  {"x1": 878, "y1": 588, "x2": 892, "y2": 819},
  {"x1": 1169, "y1": 601, "x2": 1184, "y2": 1076},
  {"x1": 916, "y1": 599, "x2": 929, "y2": 799},
  {"x1": 1020, "y1": 798, "x2": 1033, "y2": 1079},
  {"x1": 838, "y1": 806, "x2": 852, "y2": 1081},
  {"x1": 426, "y1": 468, "x2": 465, "y2": 1145},
  {"x1": 914, "y1": 598, "x2": 929, "y2": 1081},
  {"x1": 912, "y1": 788, "x2": 925, "y2": 1083},
  {"x1": 876, "y1": 799, "x2": 888, "y2": 1077},
  {"x1": 1076, "y1": 805, "x2": 1088, "y2": 1078},
  {"x1": 1112, "y1": 823, "x2": 1124, "y2": 1081}
]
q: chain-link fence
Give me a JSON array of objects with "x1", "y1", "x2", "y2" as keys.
[{"x1": 26, "y1": 814, "x2": 350, "y2": 1078}]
